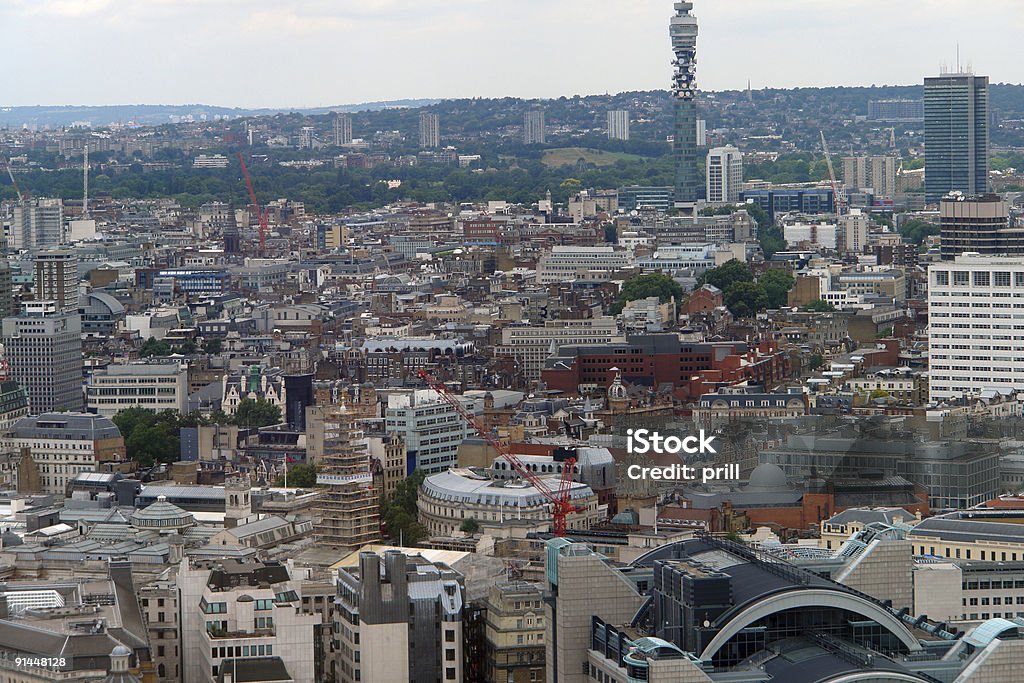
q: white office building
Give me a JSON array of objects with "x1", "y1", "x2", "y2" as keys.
[
  {"x1": 384, "y1": 390, "x2": 475, "y2": 474},
  {"x1": 86, "y1": 361, "x2": 189, "y2": 416},
  {"x1": 419, "y1": 112, "x2": 440, "y2": 149},
  {"x1": 783, "y1": 220, "x2": 838, "y2": 250},
  {"x1": 706, "y1": 145, "x2": 743, "y2": 203},
  {"x1": 335, "y1": 113, "x2": 353, "y2": 145},
  {"x1": 841, "y1": 209, "x2": 871, "y2": 254},
  {"x1": 2, "y1": 301, "x2": 83, "y2": 413},
  {"x1": 2, "y1": 413, "x2": 123, "y2": 495},
  {"x1": 193, "y1": 154, "x2": 230, "y2": 169},
  {"x1": 636, "y1": 243, "x2": 716, "y2": 275},
  {"x1": 928, "y1": 254, "x2": 1024, "y2": 402},
  {"x1": 524, "y1": 110, "x2": 546, "y2": 145},
  {"x1": 9, "y1": 198, "x2": 63, "y2": 250},
  {"x1": 607, "y1": 110, "x2": 629, "y2": 141},
  {"x1": 178, "y1": 557, "x2": 320, "y2": 683},
  {"x1": 536, "y1": 246, "x2": 631, "y2": 284}
]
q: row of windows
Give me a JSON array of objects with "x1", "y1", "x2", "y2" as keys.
[
  {"x1": 965, "y1": 612, "x2": 1024, "y2": 621},
  {"x1": 919, "y1": 546, "x2": 1023, "y2": 561},
  {"x1": 964, "y1": 596, "x2": 1024, "y2": 606},
  {"x1": 934, "y1": 270, "x2": 1024, "y2": 287}
]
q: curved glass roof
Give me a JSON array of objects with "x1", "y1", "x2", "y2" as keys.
[{"x1": 964, "y1": 617, "x2": 1022, "y2": 647}]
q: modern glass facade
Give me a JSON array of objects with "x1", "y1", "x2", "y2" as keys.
[
  {"x1": 924, "y1": 73, "x2": 989, "y2": 203},
  {"x1": 739, "y1": 189, "x2": 835, "y2": 222}
]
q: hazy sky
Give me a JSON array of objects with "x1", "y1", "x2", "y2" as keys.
[{"x1": 3, "y1": 0, "x2": 1022, "y2": 108}]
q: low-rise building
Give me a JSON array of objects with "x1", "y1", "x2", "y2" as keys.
[
  {"x1": 86, "y1": 361, "x2": 189, "y2": 416},
  {"x1": 536, "y1": 246, "x2": 631, "y2": 284},
  {"x1": 4, "y1": 413, "x2": 124, "y2": 496}
]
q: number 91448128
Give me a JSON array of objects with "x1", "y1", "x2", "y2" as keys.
[{"x1": 15, "y1": 657, "x2": 66, "y2": 669}]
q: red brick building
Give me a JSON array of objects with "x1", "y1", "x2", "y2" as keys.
[
  {"x1": 681, "y1": 284, "x2": 723, "y2": 316},
  {"x1": 540, "y1": 334, "x2": 792, "y2": 401},
  {"x1": 462, "y1": 217, "x2": 501, "y2": 245}
]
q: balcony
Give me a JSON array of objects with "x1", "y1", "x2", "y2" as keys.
[{"x1": 205, "y1": 628, "x2": 276, "y2": 640}]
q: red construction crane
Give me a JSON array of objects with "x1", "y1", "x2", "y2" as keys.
[
  {"x1": 819, "y1": 131, "x2": 848, "y2": 217},
  {"x1": 237, "y1": 152, "x2": 268, "y2": 256},
  {"x1": 416, "y1": 369, "x2": 581, "y2": 536},
  {"x1": 3, "y1": 157, "x2": 25, "y2": 202}
]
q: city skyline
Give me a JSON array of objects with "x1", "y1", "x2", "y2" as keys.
[{"x1": 1, "y1": 0, "x2": 1021, "y2": 109}]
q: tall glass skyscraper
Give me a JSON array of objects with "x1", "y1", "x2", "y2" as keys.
[
  {"x1": 670, "y1": 1, "x2": 700, "y2": 205},
  {"x1": 924, "y1": 72, "x2": 989, "y2": 203}
]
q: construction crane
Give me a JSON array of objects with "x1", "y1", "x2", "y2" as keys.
[
  {"x1": 237, "y1": 152, "x2": 268, "y2": 256},
  {"x1": 2, "y1": 157, "x2": 24, "y2": 202},
  {"x1": 416, "y1": 369, "x2": 582, "y2": 536},
  {"x1": 819, "y1": 131, "x2": 847, "y2": 217}
]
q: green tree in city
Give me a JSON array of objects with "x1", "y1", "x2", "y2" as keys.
[
  {"x1": 172, "y1": 339, "x2": 198, "y2": 355},
  {"x1": 698, "y1": 259, "x2": 754, "y2": 292},
  {"x1": 804, "y1": 299, "x2": 836, "y2": 312},
  {"x1": 724, "y1": 281, "x2": 769, "y2": 318},
  {"x1": 603, "y1": 223, "x2": 617, "y2": 243},
  {"x1": 112, "y1": 407, "x2": 183, "y2": 466},
  {"x1": 232, "y1": 398, "x2": 283, "y2": 428},
  {"x1": 758, "y1": 225, "x2": 787, "y2": 259},
  {"x1": 807, "y1": 353, "x2": 825, "y2": 371},
  {"x1": 460, "y1": 518, "x2": 481, "y2": 534},
  {"x1": 139, "y1": 337, "x2": 172, "y2": 357},
  {"x1": 380, "y1": 470, "x2": 429, "y2": 545},
  {"x1": 898, "y1": 219, "x2": 939, "y2": 245},
  {"x1": 273, "y1": 463, "x2": 318, "y2": 488},
  {"x1": 760, "y1": 268, "x2": 795, "y2": 309},
  {"x1": 610, "y1": 272, "x2": 683, "y2": 314}
]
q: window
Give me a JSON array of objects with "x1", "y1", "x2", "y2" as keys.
[
  {"x1": 201, "y1": 599, "x2": 227, "y2": 614},
  {"x1": 934, "y1": 270, "x2": 950, "y2": 286},
  {"x1": 974, "y1": 271, "x2": 991, "y2": 287},
  {"x1": 954, "y1": 271, "x2": 970, "y2": 286},
  {"x1": 995, "y1": 272, "x2": 1012, "y2": 287},
  {"x1": 255, "y1": 599, "x2": 274, "y2": 611},
  {"x1": 255, "y1": 616, "x2": 274, "y2": 630}
]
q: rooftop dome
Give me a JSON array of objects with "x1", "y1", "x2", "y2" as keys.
[
  {"x1": 130, "y1": 495, "x2": 196, "y2": 531},
  {"x1": 745, "y1": 463, "x2": 790, "y2": 491},
  {"x1": 1, "y1": 527, "x2": 23, "y2": 547}
]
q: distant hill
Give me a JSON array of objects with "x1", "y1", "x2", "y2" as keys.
[{"x1": 0, "y1": 99, "x2": 441, "y2": 128}]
